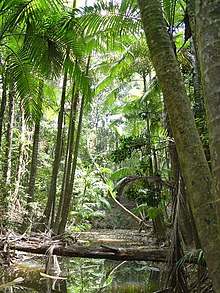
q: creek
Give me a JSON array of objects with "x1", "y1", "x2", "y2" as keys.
[{"x1": 0, "y1": 254, "x2": 162, "y2": 292}]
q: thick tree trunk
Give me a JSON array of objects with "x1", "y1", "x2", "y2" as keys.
[
  {"x1": 166, "y1": 116, "x2": 200, "y2": 247},
  {"x1": 187, "y1": 0, "x2": 210, "y2": 162},
  {"x1": 138, "y1": 0, "x2": 220, "y2": 290},
  {"x1": 195, "y1": 0, "x2": 220, "y2": 230}
]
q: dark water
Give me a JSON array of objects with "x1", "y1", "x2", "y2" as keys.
[{"x1": 0, "y1": 254, "x2": 161, "y2": 292}]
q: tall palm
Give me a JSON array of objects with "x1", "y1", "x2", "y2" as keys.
[{"x1": 0, "y1": 0, "x2": 91, "y2": 227}]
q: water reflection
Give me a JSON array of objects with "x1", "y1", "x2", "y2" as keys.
[{"x1": 0, "y1": 255, "x2": 161, "y2": 292}]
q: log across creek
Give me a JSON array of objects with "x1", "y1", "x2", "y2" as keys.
[{"x1": 0, "y1": 229, "x2": 169, "y2": 262}]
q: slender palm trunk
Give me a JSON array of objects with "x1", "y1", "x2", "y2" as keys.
[
  {"x1": 138, "y1": 0, "x2": 220, "y2": 290},
  {"x1": 44, "y1": 70, "x2": 68, "y2": 226},
  {"x1": 58, "y1": 93, "x2": 85, "y2": 234},
  {"x1": 22, "y1": 82, "x2": 43, "y2": 230},
  {"x1": 27, "y1": 122, "x2": 40, "y2": 204},
  {"x1": 3, "y1": 87, "x2": 15, "y2": 220},
  {"x1": 13, "y1": 105, "x2": 25, "y2": 215},
  {"x1": 57, "y1": 57, "x2": 91, "y2": 234},
  {"x1": 53, "y1": 85, "x2": 78, "y2": 231},
  {"x1": 4, "y1": 88, "x2": 15, "y2": 188},
  {"x1": 0, "y1": 75, "x2": 7, "y2": 149}
]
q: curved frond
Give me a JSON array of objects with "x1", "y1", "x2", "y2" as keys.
[
  {"x1": 78, "y1": 0, "x2": 141, "y2": 48},
  {"x1": 71, "y1": 60, "x2": 93, "y2": 106},
  {"x1": 6, "y1": 46, "x2": 43, "y2": 122},
  {"x1": 0, "y1": 0, "x2": 62, "y2": 41}
]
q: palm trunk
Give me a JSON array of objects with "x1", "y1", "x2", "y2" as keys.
[
  {"x1": 13, "y1": 105, "x2": 25, "y2": 215},
  {"x1": 138, "y1": 0, "x2": 220, "y2": 290},
  {"x1": 147, "y1": 118, "x2": 166, "y2": 241},
  {"x1": 22, "y1": 82, "x2": 43, "y2": 230},
  {"x1": 2, "y1": 87, "x2": 15, "y2": 220},
  {"x1": 53, "y1": 85, "x2": 78, "y2": 231},
  {"x1": 44, "y1": 70, "x2": 68, "y2": 225},
  {"x1": 0, "y1": 75, "x2": 7, "y2": 149},
  {"x1": 4, "y1": 88, "x2": 15, "y2": 187},
  {"x1": 27, "y1": 122, "x2": 40, "y2": 204},
  {"x1": 57, "y1": 93, "x2": 85, "y2": 234},
  {"x1": 57, "y1": 57, "x2": 91, "y2": 234}
]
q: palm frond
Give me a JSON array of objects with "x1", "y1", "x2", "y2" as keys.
[
  {"x1": 78, "y1": 0, "x2": 141, "y2": 45},
  {"x1": 6, "y1": 46, "x2": 43, "y2": 122},
  {"x1": 0, "y1": 0, "x2": 62, "y2": 41},
  {"x1": 70, "y1": 60, "x2": 93, "y2": 106},
  {"x1": 6, "y1": 46, "x2": 36, "y2": 97},
  {"x1": 94, "y1": 45, "x2": 133, "y2": 94}
]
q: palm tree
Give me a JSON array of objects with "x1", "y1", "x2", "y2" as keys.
[
  {"x1": 56, "y1": 56, "x2": 91, "y2": 234},
  {"x1": 43, "y1": 68, "x2": 68, "y2": 228},
  {"x1": 0, "y1": 0, "x2": 90, "y2": 227}
]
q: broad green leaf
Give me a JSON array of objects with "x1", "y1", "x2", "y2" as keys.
[{"x1": 110, "y1": 167, "x2": 135, "y2": 181}]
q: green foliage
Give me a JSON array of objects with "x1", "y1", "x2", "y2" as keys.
[
  {"x1": 0, "y1": 0, "x2": 188, "y2": 239},
  {"x1": 110, "y1": 167, "x2": 135, "y2": 181},
  {"x1": 176, "y1": 249, "x2": 204, "y2": 269},
  {"x1": 125, "y1": 183, "x2": 161, "y2": 208},
  {"x1": 110, "y1": 135, "x2": 150, "y2": 163}
]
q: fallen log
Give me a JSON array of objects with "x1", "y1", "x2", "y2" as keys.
[{"x1": 0, "y1": 242, "x2": 169, "y2": 262}]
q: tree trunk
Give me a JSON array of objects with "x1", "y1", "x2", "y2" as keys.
[
  {"x1": 22, "y1": 82, "x2": 43, "y2": 230},
  {"x1": 57, "y1": 94, "x2": 85, "y2": 234},
  {"x1": 57, "y1": 57, "x2": 91, "y2": 234},
  {"x1": 2, "y1": 86, "x2": 15, "y2": 219},
  {"x1": 0, "y1": 241, "x2": 169, "y2": 262},
  {"x1": 4, "y1": 88, "x2": 15, "y2": 187},
  {"x1": 195, "y1": 0, "x2": 220, "y2": 230},
  {"x1": 27, "y1": 124, "x2": 40, "y2": 204},
  {"x1": 187, "y1": 0, "x2": 210, "y2": 161},
  {"x1": 12, "y1": 105, "x2": 25, "y2": 216},
  {"x1": 0, "y1": 74, "x2": 7, "y2": 149},
  {"x1": 138, "y1": 0, "x2": 220, "y2": 290},
  {"x1": 166, "y1": 115, "x2": 200, "y2": 247},
  {"x1": 53, "y1": 85, "x2": 78, "y2": 232},
  {"x1": 44, "y1": 70, "x2": 68, "y2": 226}
]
